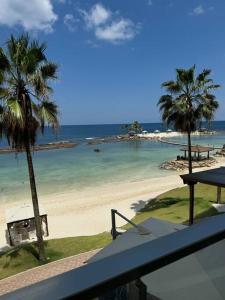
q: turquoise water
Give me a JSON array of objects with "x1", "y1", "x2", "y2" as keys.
[
  {"x1": 0, "y1": 122, "x2": 225, "y2": 203},
  {"x1": 170, "y1": 133, "x2": 225, "y2": 148}
]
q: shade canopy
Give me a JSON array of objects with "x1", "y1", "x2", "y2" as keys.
[
  {"x1": 180, "y1": 145, "x2": 214, "y2": 153},
  {"x1": 5, "y1": 204, "x2": 47, "y2": 224},
  {"x1": 181, "y1": 167, "x2": 225, "y2": 187}
]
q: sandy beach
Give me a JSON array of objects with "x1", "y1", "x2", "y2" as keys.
[{"x1": 1, "y1": 157, "x2": 225, "y2": 248}]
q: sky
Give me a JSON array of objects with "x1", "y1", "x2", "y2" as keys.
[{"x1": 0, "y1": 0, "x2": 225, "y2": 125}]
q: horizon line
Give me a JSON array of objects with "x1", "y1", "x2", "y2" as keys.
[{"x1": 59, "y1": 120, "x2": 225, "y2": 126}]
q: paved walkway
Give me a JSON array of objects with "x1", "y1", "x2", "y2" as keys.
[{"x1": 0, "y1": 248, "x2": 100, "y2": 297}]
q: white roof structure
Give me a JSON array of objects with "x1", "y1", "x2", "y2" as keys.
[
  {"x1": 5, "y1": 204, "x2": 47, "y2": 224},
  {"x1": 90, "y1": 217, "x2": 225, "y2": 300}
]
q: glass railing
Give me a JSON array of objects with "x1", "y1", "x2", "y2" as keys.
[{"x1": 1, "y1": 214, "x2": 225, "y2": 300}]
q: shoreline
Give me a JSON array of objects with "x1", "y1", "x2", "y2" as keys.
[
  {"x1": 86, "y1": 130, "x2": 217, "y2": 145},
  {"x1": 0, "y1": 173, "x2": 183, "y2": 247},
  {"x1": 1, "y1": 156, "x2": 225, "y2": 247}
]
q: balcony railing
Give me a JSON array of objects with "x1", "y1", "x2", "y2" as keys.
[{"x1": 1, "y1": 214, "x2": 225, "y2": 300}]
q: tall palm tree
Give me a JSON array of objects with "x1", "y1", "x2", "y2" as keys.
[
  {"x1": 158, "y1": 66, "x2": 219, "y2": 174},
  {"x1": 158, "y1": 66, "x2": 219, "y2": 225},
  {"x1": 0, "y1": 34, "x2": 59, "y2": 261}
]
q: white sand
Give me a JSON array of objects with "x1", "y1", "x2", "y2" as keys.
[
  {"x1": 138, "y1": 131, "x2": 183, "y2": 139},
  {"x1": 1, "y1": 157, "x2": 225, "y2": 247},
  {"x1": 137, "y1": 131, "x2": 215, "y2": 139}
]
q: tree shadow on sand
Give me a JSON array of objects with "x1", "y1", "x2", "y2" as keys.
[
  {"x1": 130, "y1": 200, "x2": 148, "y2": 212},
  {"x1": 131, "y1": 197, "x2": 181, "y2": 213}
]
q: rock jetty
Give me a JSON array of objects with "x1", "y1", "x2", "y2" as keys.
[
  {"x1": 0, "y1": 141, "x2": 76, "y2": 154},
  {"x1": 87, "y1": 135, "x2": 141, "y2": 145},
  {"x1": 160, "y1": 157, "x2": 217, "y2": 171}
]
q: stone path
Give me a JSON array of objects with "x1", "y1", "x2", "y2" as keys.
[{"x1": 0, "y1": 248, "x2": 100, "y2": 297}]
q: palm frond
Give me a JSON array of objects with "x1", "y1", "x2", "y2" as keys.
[
  {"x1": 6, "y1": 98, "x2": 24, "y2": 123},
  {"x1": 176, "y1": 65, "x2": 195, "y2": 85},
  {"x1": 162, "y1": 81, "x2": 181, "y2": 94},
  {"x1": 205, "y1": 84, "x2": 220, "y2": 90},
  {"x1": 30, "y1": 40, "x2": 47, "y2": 61},
  {"x1": 0, "y1": 48, "x2": 10, "y2": 72},
  {"x1": 40, "y1": 62, "x2": 58, "y2": 80},
  {"x1": 197, "y1": 69, "x2": 211, "y2": 82},
  {"x1": 34, "y1": 100, "x2": 59, "y2": 133},
  {"x1": 29, "y1": 72, "x2": 46, "y2": 97}
]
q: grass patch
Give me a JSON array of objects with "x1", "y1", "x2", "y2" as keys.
[
  {"x1": 0, "y1": 183, "x2": 224, "y2": 280},
  {"x1": 0, "y1": 232, "x2": 111, "y2": 280},
  {"x1": 130, "y1": 183, "x2": 222, "y2": 226}
]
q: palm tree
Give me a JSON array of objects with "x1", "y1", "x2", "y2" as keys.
[
  {"x1": 130, "y1": 121, "x2": 142, "y2": 134},
  {"x1": 0, "y1": 34, "x2": 59, "y2": 261},
  {"x1": 158, "y1": 66, "x2": 219, "y2": 225},
  {"x1": 158, "y1": 66, "x2": 219, "y2": 174}
]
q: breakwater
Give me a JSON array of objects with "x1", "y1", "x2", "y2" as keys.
[{"x1": 0, "y1": 141, "x2": 76, "y2": 154}]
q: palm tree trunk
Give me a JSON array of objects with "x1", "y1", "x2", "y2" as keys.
[
  {"x1": 187, "y1": 130, "x2": 192, "y2": 174},
  {"x1": 22, "y1": 93, "x2": 46, "y2": 262},
  {"x1": 25, "y1": 143, "x2": 46, "y2": 262},
  {"x1": 187, "y1": 129, "x2": 194, "y2": 225}
]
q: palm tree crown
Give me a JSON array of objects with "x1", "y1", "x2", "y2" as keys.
[
  {"x1": 158, "y1": 66, "x2": 219, "y2": 133},
  {"x1": 0, "y1": 34, "x2": 58, "y2": 147}
]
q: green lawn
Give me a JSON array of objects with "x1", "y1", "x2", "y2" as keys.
[
  {"x1": 0, "y1": 232, "x2": 111, "y2": 280},
  {"x1": 131, "y1": 183, "x2": 222, "y2": 226},
  {"x1": 0, "y1": 183, "x2": 223, "y2": 280}
]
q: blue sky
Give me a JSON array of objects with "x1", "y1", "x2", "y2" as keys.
[{"x1": 0, "y1": 0, "x2": 225, "y2": 125}]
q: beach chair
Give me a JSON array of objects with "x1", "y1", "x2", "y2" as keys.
[{"x1": 29, "y1": 231, "x2": 36, "y2": 240}]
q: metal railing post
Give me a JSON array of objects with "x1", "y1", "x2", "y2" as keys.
[
  {"x1": 135, "y1": 278, "x2": 147, "y2": 300},
  {"x1": 111, "y1": 209, "x2": 117, "y2": 240}
]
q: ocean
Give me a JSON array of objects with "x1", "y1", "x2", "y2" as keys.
[{"x1": 0, "y1": 121, "x2": 225, "y2": 204}]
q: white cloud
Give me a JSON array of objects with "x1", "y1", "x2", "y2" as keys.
[
  {"x1": 95, "y1": 19, "x2": 137, "y2": 44},
  {"x1": 64, "y1": 14, "x2": 77, "y2": 31},
  {"x1": 80, "y1": 3, "x2": 111, "y2": 28},
  {"x1": 79, "y1": 3, "x2": 139, "y2": 44},
  {"x1": 190, "y1": 5, "x2": 205, "y2": 16},
  {"x1": 0, "y1": 0, "x2": 57, "y2": 32}
]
